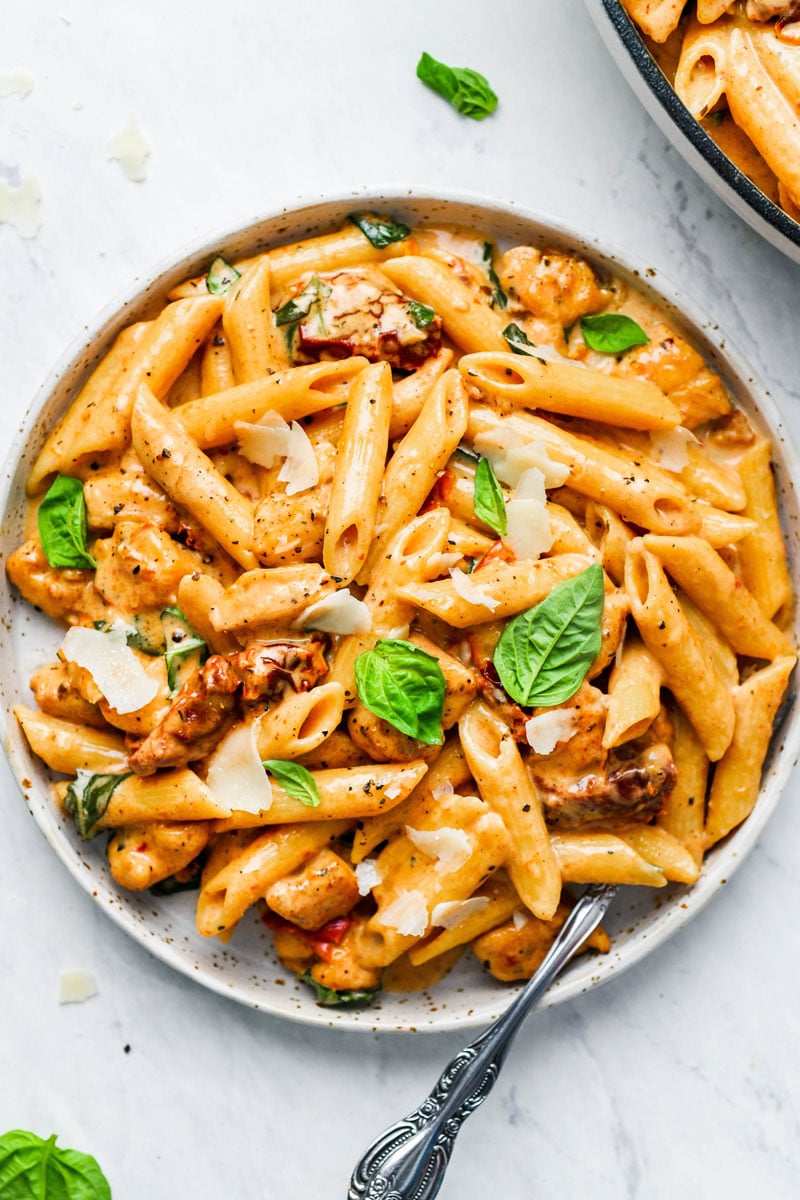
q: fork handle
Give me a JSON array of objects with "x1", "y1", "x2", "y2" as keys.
[{"x1": 347, "y1": 885, "x2": 616, "y2": 1200}]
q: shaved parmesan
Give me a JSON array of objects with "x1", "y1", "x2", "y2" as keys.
[
  {"x1": 431, "y1": 896, "x2": 490, "y2": 929},
  {"x1": 355, "y1": 858, "x2": 383, "y2": 896},
  {"x1": 504, "y1": 469, "x2": 553, "y2": 561},
  {"x1": 431, "y1": 780, "x2": 454, "y2": 801},
  {"x1": 299, "y1": 587, "x2": 372, "y2": 634},
  {"x1": 0, "y1": 70, "x2": 34, "y2": 99},
  {"x1": 525, "y1": 708, "x2": 579, "y2": 755},
  {"x1": 649, "y1": 426, "x2": 699, "y2": 473},
  {"x1": 206, "y1": 723, "x2": 272, "y2": 815},
  {"x1": 0, "y1": 172, "x2": 41, "y2": 238},
  {"x1": 405, "y1": 826, "x2": 472, "y2": 874},
  {"x1": 59, "y1": 969, "x2": 98, "y2": 1004},
  {"x1": 428, "y1": 551, "x2": 463, "y2": 576},
  {"x1": 449, "y1": 566, "x2": 500, "y2": 612},
  {"x1": 512, "y1": 908, "x2": 529, "y2": 931},
  {"x1": 235, "y1": 411, "x2": 318, "y2": 495},
  {"x1": 108, "y1": 117, "x2": 151, "y2": 182},
  {"x1": 473, "y1": 427, "x2": 571, "y2": 490},
  {"x1": 60, "y1": 627, "x2": 158, "y2": 714},
  {"x1": 381, "y1": 889, "x2": 428, "y2": 937},
  {"x1": 384, "y1": 784, "x2": 402, "y2": 800}
]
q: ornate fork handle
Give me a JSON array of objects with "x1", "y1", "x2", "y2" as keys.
[{"x1": 347, "y1": 884, "x2": 617, "y2": 1200}]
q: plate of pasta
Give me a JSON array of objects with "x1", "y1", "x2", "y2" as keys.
[
  {"x1": 2, "y1": 189, "x2": 798, "y2": 1030},
  {"x1": 585, "y1": 1, "x2": 800, "y2": 264}
]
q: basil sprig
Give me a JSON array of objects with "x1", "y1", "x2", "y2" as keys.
[
  {"x1": 408, "y1": 300, "x2": 436, "y2": 329},
  {"x1": 64, "y1": 770, "x2": 130, "y2": 839},
  {"x1": 483, "y1": 242, "x2": 507, "y2": 309},
  {"x1": 493, "y1": 564, "x2": 604, "y2": 707},
  {"x1": 580, "y1": 313, "x2": 649, "y2": 354},
  {"x1": 274, "y1": 274, "x2": 332, "y2": 327},
  {"x1": 161, "y1": 606, "x2": 207, "y2": 695},
  {"x1": 354, "y1": 638, "x2": 445, "y2": 746},
  {"x1": 0, "y1": 1130, "x2": 111, "y2": 1200},
  {"x1": 301, "y1": 972, "x2": 380, "y2": 1007},
  {"x1": 349, "y1": 212, "x2": 411, "y2": 249},
  {"x1": 263, "y1": 760, "x2": 321, "y2": 807},
  {"x1": 37, "y1": 475, "x2": 96, "y2": 570},
  {"x1": 206, "y1": 255, "x2": 241, "y2": 296},
  {"x1": 473, "y1": 457, "x2": 507, "y2": 537},
  {"x1": 502, "y1": 322, "x2": 540, "y2": 356},
  {"x1": 416, "y1": 52, "x2": 498, "y2": 120}
]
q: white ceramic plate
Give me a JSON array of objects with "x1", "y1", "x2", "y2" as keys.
[
  {"x1": 584, "y1": 0, "x2": 800, "y2": 266},
  {"x1": 2, "y1": 188, "x2": 798, "y2": 1031}
]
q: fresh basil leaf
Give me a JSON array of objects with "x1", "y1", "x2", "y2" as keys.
[
  {"x1": 206, "y1": 255, "x2": 241, "y2": 296},
  {"x1": 262, "y1": 760, "x2": 321, "y2": 807},
  {"x1": 64, "y1": 770, "x2": 130, "y2": 840},
  {"x1": 94, "y1": 617, "x2": 162, "y2": 656},
  {"x1": 580, "y1": 313, "x2": 649, "y2": 355},
  {"x1": 354, "y1": 639, "x2": 445, "y2": 746},
  {"x1": 300, "y1": 971, "x2": 380, "y2": 1007},
  {"x1": 37, "y1": 475, "x2": 96, "y2": 570},
  {"x1": 274, "y1": 274, "x2": 332, "y2": 326},
  {"x1": 502, "y1": 322, "x2": 539, "y2": 356},
  {"x1": 0, "y1": 1130, "x2": 111, "y2": 1200},
  {"x1": 416, "y1": 52, "x2": 498, "y2": 120},
  {"x1": 493, "y1": 564, "x2": 604, "y2": 707},
  {"x1": 473, "y1": 456, "x2": 507, "y2": 537},
  {"x1": 161, "y1": 607, "x2": 207, "y2": 695},
  {"x1": 408, "y1": 300, "x2": 435, "y2": 329},
  {"x1": 348, "y1": 212, "x2": 411, "y2": 249},
  {"x1": 483, "y1": 242, "x2": 507, "y2": 309}
]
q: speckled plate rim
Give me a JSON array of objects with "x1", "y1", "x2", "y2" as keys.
[
  {"x1": 584, "y1": 0, "x2": 800, "y2": 265},
  {"x1": 1, "y1": 185, "x2": 798, "y2": 1032}
]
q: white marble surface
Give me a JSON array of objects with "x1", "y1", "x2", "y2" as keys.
[{"x1": 2, "y1": 2, "x2": 799, "y2": 1197}]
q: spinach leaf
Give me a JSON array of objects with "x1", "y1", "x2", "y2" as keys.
[
  {"x1": 483, "y1": 242, "x2": 507, "y2": 309},
  {"x1": 262, "y1": 760, "x2": 321, "y2": 807},
  {"x1": 502, "y1": 322, "x2": 539, "y2": 356},
  {"x1": 354, "y1": 639, "x2": 445, "y2": 746},
  {"x1": 206, "y1": 255, "x2": 241, "y2": 296},
  {"x1": 580, "y1": 313, "x2": 649, "y2": 354},
  {"x1": 408, "y1": 300, "x2": 436, "y2": 329},
  {"x1": 0, "y1": 1130, "x2": 111, "y2": 1199},
  {"x1": 348, "y1": 212, "x2": 411, "y2": 249},
  {"x1": 417, "y1": 52, "x2": 498, "y2": 120},
  {"x1": 301, "y1": 972, "x2": 380, "y2": 1007},
  {"x1": 492, "y1": 564, "x2": 604, "y2": 707},
  {"x1": 473, "y1": 456, "x2": 507, "y2": 537},
  {"x1": 161, "y1": 607, "x2": 207, "y2": 695},
  {"x1": 37, "y1": 476, "x2": 96, "y2": 570},
  {"x1": 64, "y1": 771, "x2": 130, "y2": 840}
]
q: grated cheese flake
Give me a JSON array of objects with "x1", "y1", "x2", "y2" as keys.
[
  {"x1": 235, "y1": 411, "x2": 318, "y2": 495},
  {"x1": 0, "y1": 70, "x2": 34, "y2": 99},
  {"x1": 108, "y1": 117, "x2": 151, "y2": 182},
  {"x1": 0, "y1": 172, "x2": 41, "y2": 238},
  {"x1": 299, "y1": 587, "x2": 372, "y2": 635},
  {"x1": 60, "y1": 626, "x2": 158, "y2": 714},
  {"x1": 405, "y1": 825, "x2": 472, "y2": 874},
  {"x1": 512, "y1": 908, "x2": 529, "y2": 932},
  {"x1": 380, "y1": 889, "x2": 428, "y2": 937},
  {"x1": 504, "y1": 467, "x2": 553, "y2": 561},
  {"x1": 525, "y1": 708, "x2": 579, "y2": 755},
  {"x1": 58, "y1": 968, "x2": 98, "y2": 1004},
  {"x1": 649, "y1": 426, "x2": 699, "y2": 473},
  {"x1": 355, "y1": 858, "x2": 383, "y2": 896},
  {"x1": 431, "y1": 896, "x2": 490, "y2": 929},
  {"x1": 473, "y1": 427, "x2": 571, "y2": 489},
  {"x1": 206, "y1": 723, "x2": 272, "y2": 815},
  {"x1": 449, "y1": 566, "x2": 500, "y2": 612}
]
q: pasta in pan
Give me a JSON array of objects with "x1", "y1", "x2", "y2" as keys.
[{"x1": 9, "y1": 212, "x2": 795, "y2": 1005}]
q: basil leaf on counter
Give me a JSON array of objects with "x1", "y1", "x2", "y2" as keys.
[
  {"x1": 408, "y1": 300, "x2": 436, "y2": 329},
  {"x1": 580, "y1": 313, "x2": 649, "y2": 354},
  {"x1": 0, "y1": 1130, "x2": 111, "y2": 1200},
  {"x1": 493, "y1": 564, "x2": 604, "y2": 707},
  {"x1": 263, "y1": 760, "x2": 321, "y2": 807},
  {"x1": 64, "y1": 770, "x2": 131, "y2": 839},
  {"x1": 301, "y1": 972, "x2": 380, "y2": 1007},
  {"x1": 473, "y1": 456, "x2": 507, "y2": 537},
  {"x1": 206, "y1": 255, "x2": 241, "y2": 296},
  {"x1": 349, "y1": 212, "x2": 411, "y2": 249},
  {"x1": 354, "y1": 639, "x2": 445, "y2": 746},
  {"x1": 416, "y1": 52, "x2": 498, "y2": 120},
  {"x1": 37, "y1": 475, "x2": 96, "y2": 570},
  {"x1": 483, "y1": 242, "x2": 507, "y2": 309}
]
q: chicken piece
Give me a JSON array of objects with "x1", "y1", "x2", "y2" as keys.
[
  {"x1": 264, "y1": 848, "x2": 360, "y2": 931},
  {"x1": 746, "y1": 1, "x2": 800, "y2": 18},
  {"x1": 533, "y1": 743, "x2": 676, "y2": 829},
  {"x1": 93, "y1": 520, "x2": 225, "y2": 614},
  {"x1": 500, "y1": 246, "x2": 608, "y2": 327},
  {"x1": 252, "y1": 441, "x2": 336, "y2": 565},
  {"x1": 290, "y1": 268, "x2": 442, "y2": 369},
  {"x1": 472, "y1": 899, "x2": 609, "y2": 983},
  {"x1": 306, "y1": 921, "x2": 382, "y2": 994},
  {"x1": 227, "y1": 637, "x2": 329, "y2": 701},
  {"x1": 84, "y1": 449, "x2": 180, "y2": 531},
  {"x1": 107, "y1": 820, "x2": 211, "y2": 890},
  {"x1": 30, "y1": 661, "x2": 109, "y2": 729},
  {"x1": 6, "y1": 537, "x2": 110, "y2": 626}
]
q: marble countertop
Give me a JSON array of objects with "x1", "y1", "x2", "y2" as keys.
[{"x1": 2, "y1": 2, "x2": 799, "y2": 1197}]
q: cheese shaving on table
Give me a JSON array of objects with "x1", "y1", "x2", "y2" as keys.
[
  {"x1": 107, "y1": 117, "x2": 151, "y2": 182},
  {"x1": 299, "y1": 587, "x2": 372, "y2": 634},
  {"x1": 205, "y1": 723, "x2": 272, "y2": 815},
  {"x1": 431, "y1": 896, "x2": 490, "y2": 929},
  {"x1": 504, "y1": 467, "x2": 553, "y2": 561},
  {"x1": 649, "y1": 426, "x2": 699, "y2": 473},
  {"x1": 355, "y1": 858, "x2": 383, "y2": 896},
  {"x1": 0, "y1": 70, "x2": 34, "y2": 98},
  {"x1": 380, "y1": 889, "x2": 429, "y2": 937},
  {"x1": 0, "y1": 172, "x2": 41, "y2": 238},
  {"x1": 473, "y1": 426, "x2": 571, "y2": 489},
  {"x1": 58, "y1": 969, "x2": 98, "y2": 1004},
  {"x1": 60, "y1": 626, "x2": 158, "y2": 714},
  {"x1": 449, "y1": 566, "x2": 500, "y2": 612},
  {"x1": 525, "y1": 707, "x2": 580, "y2": 755},
  {"x1": 235, "y1": 411, "x2": 318, "y2": 495},
  {"x1": 405, "y1": 826, "x2": 472, "y2": 874}
]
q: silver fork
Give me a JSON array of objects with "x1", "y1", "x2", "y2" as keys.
[{"x1": 347, "y1": 883, "x2": 617, "y2": 1200}]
